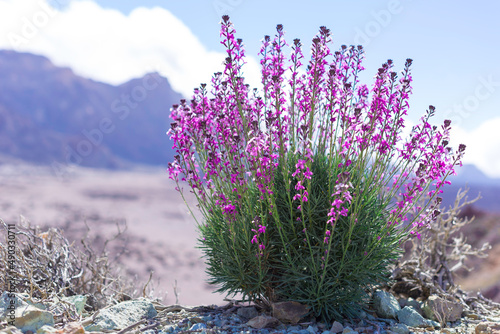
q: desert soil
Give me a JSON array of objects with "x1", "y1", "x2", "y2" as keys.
[{"x1": 0, "y1": 162, "x2": 225, "y2": 306}]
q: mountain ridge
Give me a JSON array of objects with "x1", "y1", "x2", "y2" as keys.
[{"x1": 0, "y1": 49, "x2": 182, "y2": 171}]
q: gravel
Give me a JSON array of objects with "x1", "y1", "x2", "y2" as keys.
[{"x1": 144, "y1": 304, "x2": 483, "y2": 334}]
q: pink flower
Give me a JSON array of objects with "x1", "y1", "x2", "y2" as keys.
[
  {"x1": 332, "y1": 198, "x2": 343, "y2": 209},
  {"x1": 168, "y1": 17, "x2": 465, "y2": 262}
]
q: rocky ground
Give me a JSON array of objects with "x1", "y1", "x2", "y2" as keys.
[{"x1": 0, "y1": 289, "x2": 499, "y2": 334}]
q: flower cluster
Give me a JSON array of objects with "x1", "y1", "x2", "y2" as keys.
[
  {"x1": 168, "y1": 14, "x2": 464, "y2": 251},
  {"x1": 250, "y1": 217, "x2": 267, "y2": 255},
  {"x1": 167, "y1": 16, "x2": 465, "y2": 321},
  {"x1": 326, "y1": 171, "x2": 353, "y2": 228}
]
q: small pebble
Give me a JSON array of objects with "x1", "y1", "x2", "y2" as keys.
[
  {"x1": 342, "y1": 326, "x2": 359, "y2": 334},
  {"x1": 189, "y1": 322, "x2": 207, "y2": 331}
]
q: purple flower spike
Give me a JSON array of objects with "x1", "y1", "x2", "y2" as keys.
[{"x1": 167, "y1": 16, "x2": 466, "y2": 259}]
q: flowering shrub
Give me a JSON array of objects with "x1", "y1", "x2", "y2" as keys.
[{"x1": 167, "y1": 16, "x2": 465, "y2": 321}]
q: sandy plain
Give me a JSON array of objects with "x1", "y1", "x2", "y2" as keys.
[{"x1": 0, "y1": 162, "x2": 223, "y2": 306}]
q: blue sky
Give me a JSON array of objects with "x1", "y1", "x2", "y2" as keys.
[
  {"x1": 1, "y1": 0, "x2": 499, "y2": 176},
  {"x1": 93, "y1": 0, "x2": 500, "y2": 129}
]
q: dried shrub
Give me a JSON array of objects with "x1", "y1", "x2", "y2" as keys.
[
  {"x1": 391, "y1": 188, "x2": 500, "y2": 318},
  {"x1": 0, "y1": 216, "x2": 139, "y2": 312}
]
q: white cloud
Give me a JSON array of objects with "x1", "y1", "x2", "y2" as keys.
[
  {"x1": 0, "y1": 0, "x2": 261, "y2": 98},
  {"x1": 450, "y1": 118, "x2": 500, "y2": 178},
  {"x1": 1, "y1": 0, "x2": 498, "y2": 179}
]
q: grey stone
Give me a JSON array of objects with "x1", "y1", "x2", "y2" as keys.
[
  {"x1": 272, "y1": 301, "x2": 309, "y2": 324},
  {"x1": 372, "y1": 290, "x2": 401, "y2": 319},
  {"x1": 475, "y1": 322, "x2": 489, "y2": 334},
  {"x1": 422, "y1": 295, "x2": 463, "y2": 323},
  {"x1": 84, "y1": 298, "x2": 157, "y2": 331},
  {"x1": 0, "y1": 293, "x2": 59, "y2": 333},
  {"x1": 189, "y1": 323, "x2": 207, "y2": 331},
  {"x1": 11, "y1": 304, "x2": 55, "y2": 333},
  {"x1": 475, "y1": 322, "x2": 500, "y2": 334},
  {"x1": 0, "y1": 292, "x2": 29, "y2": 320},
  {"x1": 306, "y1": 325, "x2": 316, "y2": 333},
  {"x1": 330, "y1": 321, "x2": 344, "y2": 333},
  {"x1": 342, "y1": 327, "x2": 358, "y2": 334},
  {"x1": 162, "y1": 325, "x2": 175, "y2": 333},
  {"x1": 317, "y1": 323, "x2": 327, "y2": 331},
  {"x1": 406, "y1": 298, "x2": 423, "y2": 315},
  {"x1": 397, "y1": 306, "x2": 427, "y2": 328},
  {"x1": 247, "y1": 315, "x2": 280, "y2": 329},
  {"x1": 237, "y1": 306, "x2": 258, "y2": 320},
  {"x1": 428, "y1": 319, "x2": 441, "y2": 328},
  {"x1": 61, "y1": 295, "x2": 87, "y2": 316},
  {"x1": 440, "y1": 329, "x2": 456, "y2": 334},
  {"x1": 398, "y1": 297, "x2": 424, "y2": 315},
  {"x1": 378, "y1": 317, "x2": 397, "y2": 325},
  {"x1": 390, "y1": 323, "x2": 410, "y2": 334}
]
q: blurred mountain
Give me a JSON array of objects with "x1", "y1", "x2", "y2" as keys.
[
  {"x1": 442, "y1": 164, "x2": 500, "y2": 213},
  {"x1": 0, "y1": 50, "x2": 182, "y2": 171},
  {"x1": 454, "y1": 164, "x2": 500, "y2": 186}
]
